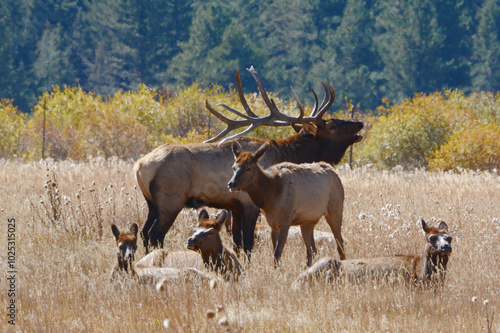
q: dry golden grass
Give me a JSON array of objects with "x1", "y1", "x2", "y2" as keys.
[{"x1": 0, "y1": 159, "x2": 498, "y2": 332}]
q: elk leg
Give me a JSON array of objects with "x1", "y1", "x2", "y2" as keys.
[
  {"x1": 271, "y1": 228, "x2": 279, "y2": 251},
  {"x1": 241, "y1": 206, "x2": 260, "y2": 257},
  {"x1": 141, "y1": 197, "x2": 158, "y2": 254},
  {"x1": 325, "y1": 212, "x2": 345, "y2": 260},
  {"x1": 300, "y1": 224, "x2": 317, "y2": 267},
  {"x1": 274, "y1": 225, "x2": 290, "y2": 265},
  {"x1": 148, "y1": 199, "x2": 184, "y2": 248},
  {"x1": 224, "y1": 211, "x2": 232, "y2": 235},
  {"x1": 231, "y1": 208, "x2": 243, "y2": 253}
]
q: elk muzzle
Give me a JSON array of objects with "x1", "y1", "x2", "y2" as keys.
[
  {"x1": 186, "y1": 237, "x2": 198, "y2": 251},
  {"x1": 227, "y1": 172, "x2": 242, "y2": 192}
]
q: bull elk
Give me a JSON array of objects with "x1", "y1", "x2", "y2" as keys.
[
  {"x1": 134, "y1": 66, "x2": 363, "y2": 255},
  {"x1": 294, "y1": 219, "x2": 453, "y2": 287},
  {"x1": 229, "y1": 141, "x2": 345, "y2": 266}
]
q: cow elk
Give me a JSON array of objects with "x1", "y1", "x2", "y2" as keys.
[
  {"x1": 110, "y1": 209, "x2": 241, "y2": 285},
  {"x1": 186, "y1": 209, "x2": 242, "y2": 280},
  {"x1": 294, "y1": 219, "x2": 453, "y2": 287},
  {"x1": 229, "y1": 141, "x2": 345, "y2": 266},
  {"x1": 110, "y1": 223, "x2": 138, "y2": 278},
  {"x1": 134, "y1": 66, "x2": 363, "y2": 255}
]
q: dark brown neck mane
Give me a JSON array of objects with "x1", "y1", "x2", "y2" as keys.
[{"x1": 265, "y1": 133, "x2": 350, "y2": 166}]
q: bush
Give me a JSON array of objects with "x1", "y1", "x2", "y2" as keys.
[
  {"x1": 429, "y1": 123, "x2": 500, "y2": 171},
  {"x1": 29, "y1": 86, "x2": 151, "y2": 160},
  {"x1": 358, "y1": 93, "x2": 455, "y2": 169},
  {"x1": 358, "y1": 90, "x2": 500, "y2": 170},
  {"x1": 0, "y1": 99, "x2": 29, "y2": 158}
]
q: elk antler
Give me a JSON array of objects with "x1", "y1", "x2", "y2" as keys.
[{"x1": 204, "y1": 66, "x2": 335, "y2": 145}]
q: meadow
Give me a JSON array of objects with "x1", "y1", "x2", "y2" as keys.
[{"x1": 0, "y1": 159, "x2": 498, "y2": 332}]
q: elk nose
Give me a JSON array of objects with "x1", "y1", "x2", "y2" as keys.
[
  {"x1": 186, "y1": 237, "x2": 196, "y2": 250},
  {"x1": 227, "y1": 181, "x2": 240, "y2": 192},
  {"x1": 441, "y1": 244, "x2": 452, "y2": 253},
  {"x1": 125, "y1": 249, "x2": 133, "y2": 259}
]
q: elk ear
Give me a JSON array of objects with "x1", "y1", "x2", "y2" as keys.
[
  {"x1": 198, "y1": 209, "x2": 209, "y2": 221},
  {"x1": 130, "y1": 223, "x2": 139, "y2": 236},
  {"x1": 301, "y1": 123, "x2": 317, "y2": 136},
  {"x1": 421, "y1": 219, "x2": 430, "y2": 234},
  {"x1": 438, "y1": 221, "x2": 449, "y2": 232},
  {"x1": 111, "y1": 224, "x2": 120, "y2": 240},
  {"x1": 253, "y1": 142, "x2": 269, "y2": 161},
  {"x1": 215, "y1": 209, "x2": 229, "y2": 228},
  {"x1": 232, "y1": 141, "x2": 242, "y2": 159}
]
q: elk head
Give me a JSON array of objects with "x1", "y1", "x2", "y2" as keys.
[
  {"x1": 111, "y1": 223, "x2": 139, "y2": 272},
  {"x1": 186, "y1": 209, "x2": 229, "y2": 254},
  {"x1": 228, "y1": 141, "x2": 269, "y2": 192},
  {"x1": 421, "y1": 219, "x2": 452, "y2": 257}
]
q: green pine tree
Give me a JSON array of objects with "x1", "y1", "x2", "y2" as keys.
[{"x1": 471, "y1": 0, "x2": 500, "y2": 91}]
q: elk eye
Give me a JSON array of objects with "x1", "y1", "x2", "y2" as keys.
[
  {"x1": 328, "y1": 124, "x2": 337, "y2": 131},
  {"x1": 245, "y1": 167, "x2": 251, "y2": 172}
]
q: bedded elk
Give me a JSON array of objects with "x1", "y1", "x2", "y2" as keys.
[
  {"x1": 186, "y1": 209, "x2": 242, "y2": 279},
  {"x1": 134, "y1": 66, "x2": 363, "y2": 255},
  {"x1": 294, "y1": 219, "x2": 452, "y2": 287},
  {"x1": 111, "y1": 209, "x2": 241, "y2": 284},
  {"x1": 229, "y1": 141, "x2": 345, "y2": 266},
  {"x1": 110, "y1": 223, "x2": 139, "y2": 278}
]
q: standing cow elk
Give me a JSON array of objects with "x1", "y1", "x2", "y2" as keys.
[
  {"x1": 229, "y1": 141, "x2": 345, "y2": 266},
  {"x1": 294, "y1": 219, "x2": 453, "y2": 287},
  {"x1": 134, "y1": 66, "x2": 363, "y2": 255}
]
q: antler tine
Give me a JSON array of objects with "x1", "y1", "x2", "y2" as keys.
[
  {"x1": 217, "y1": 124, "x2": 259, "y2": 145},
  {"x1": 311, "y1": 81, "x2": 335, "y2": 120},
  {"x1": 235, "y1": 71, "x2": 259, "y2": 118},
  {"x1": 291, "y1": 86, "x2": 306, "y2": 116},
  {"x1": 299, "y1": 81, "x2": 336, "y2": 123},
  {"x1": 204, "y1": 100, "x2": 251, "y2": 143},
  {"x1": 309, "y1": 87, "x2": 319, "y2": 117},
  {"x1": 247, "y1": 66, "x2": 303, "y2": 123},
  {"x1": 217, "y1": 103, "x2": 254, "y2": 120},
  {"x1": 311, "y1": 81, "x2": 330, "y2": 117}
]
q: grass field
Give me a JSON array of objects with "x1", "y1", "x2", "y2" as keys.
[{"x1": 0, "y1": 159, "x2": 498, "y2": 332}]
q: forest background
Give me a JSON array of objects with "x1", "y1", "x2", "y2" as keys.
[{"x1": 1, "y1": 0, "x2": 499, "y2": 171}]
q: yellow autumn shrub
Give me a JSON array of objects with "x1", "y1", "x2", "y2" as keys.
[
  {"x1": 29, "y1": 86, "x2": 151, "y2": 160},
  {"x1": 29, "y1": 86, "x2": 98, "y2": 159},
  {"x1": 0, "y1": 99, "x2": 29, "y2": 158},
  {"x1": 358, "y1": 93, "x2": 456, "y2": 169},
  {"x1": 429, "y1": 123, "x2": 500, "y2": 171},
  {"x1": 358, "y1": 90, "x2": 500, "y2": 171}
]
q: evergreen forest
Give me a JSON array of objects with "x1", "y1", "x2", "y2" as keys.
[{"x1": 2, "y1": 0, "x2": 500, "y2": 113}]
